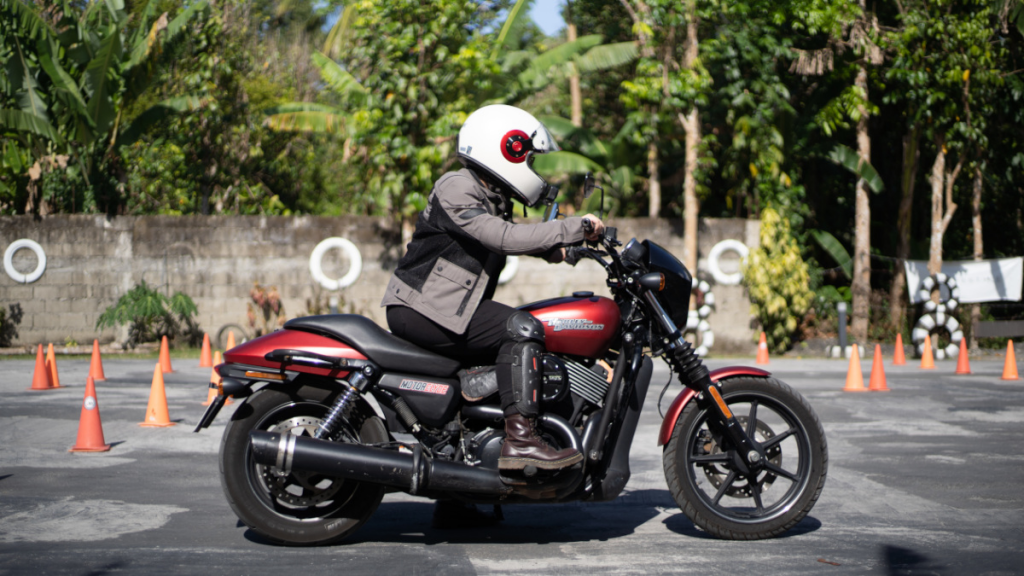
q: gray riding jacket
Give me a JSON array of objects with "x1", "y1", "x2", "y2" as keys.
[{"x1": 380, "y1": 168, "x2": 585, "y2": 334}]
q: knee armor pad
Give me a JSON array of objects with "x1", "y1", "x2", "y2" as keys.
[
  {"x1": 498, "y1": 341, "x2": 544, "y2": 418},
  {"x1": 506, "y1": 311, "x2": 545, "y2": 344}
]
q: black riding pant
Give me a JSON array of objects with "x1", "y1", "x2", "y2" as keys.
[{"x1": 386, "y1": 302, "x2": 526, "y2": 415}]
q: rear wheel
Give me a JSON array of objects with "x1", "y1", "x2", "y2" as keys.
[
  {"x1": 663, "y1": 377, "x2": 827, "y2": 540},
  {"x1": 220, "y1": 383, "x2": 387, "y2": 545}
]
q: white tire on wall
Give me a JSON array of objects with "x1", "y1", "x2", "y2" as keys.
[
  {"x1": 310, "y1": 237, "x2": 362, "y2": 291},
  {"x1": 707, "y1": 239, "x2": 749, "y2": 286},
  {"x1": 4, "y1": 239, "x2": 46, "y2": 284}
]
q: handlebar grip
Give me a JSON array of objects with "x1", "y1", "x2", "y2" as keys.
[{"x1": 582, "y1": 218, "x2": 595, "y2": 235}]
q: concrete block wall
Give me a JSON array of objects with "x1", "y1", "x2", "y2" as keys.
[{"x1": 0, "y1": 215, "x2": 759, "y2": 354}]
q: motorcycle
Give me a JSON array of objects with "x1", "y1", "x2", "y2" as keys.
[{"x1": 195, "y1": 189, "x2": 827, "y2": 545}]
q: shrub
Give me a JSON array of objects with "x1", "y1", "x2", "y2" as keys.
[
  {"x1": 96, "y1": 281, "x2": 203, "y2": 349},
  {"x1": 742, "y1": 207, "x2": 814, "y2": 353}
]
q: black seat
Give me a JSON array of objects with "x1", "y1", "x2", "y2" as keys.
[{"x1": 283, "y1": 314, "x2": 460, "y2": 378}]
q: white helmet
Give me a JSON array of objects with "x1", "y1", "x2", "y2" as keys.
[{"x1": 457, "y1": 105, "x2": 561, "y2": 207}]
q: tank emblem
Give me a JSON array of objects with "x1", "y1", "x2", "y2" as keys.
[
  {"x1": 399, "y1": 379, "x2": 450, "y2": 395},
  {"x1": 545, "y1": 318, "x2": 605, "y2": 332}
]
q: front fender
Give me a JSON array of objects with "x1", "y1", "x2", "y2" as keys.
[{"x1": 657, "y1": 366, "x2": 771, "y2": 446}]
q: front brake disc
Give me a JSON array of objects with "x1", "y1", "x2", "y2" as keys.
[{"x1": 699, "y1": 416, "x2": 783, "y2": 497}]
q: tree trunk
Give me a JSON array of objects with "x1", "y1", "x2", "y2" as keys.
[
  {"x1": 567, "y1": 23, "x2": 583, "y2": 128},
  {"x1": 927, "y1": 139, "x2": 960, "y2": 278},
  {"x1": 970, "y1": 164, "x2": 983, "y2": 351},
  {"x1": 680, "y1": 8, "x2": 700, "y2": 296},
  {"x1": 927, "y1": 144, "x2": 946, "y2": 276},
  {"x1": 647, "y1": 141, "x2": 661, "y2": 218},
  {"x1": 850, "y1": 64, "x2": 871, "y2": 343},
  {"x1": 889, "y1": 124, "x2": 920, "y2": 330}
]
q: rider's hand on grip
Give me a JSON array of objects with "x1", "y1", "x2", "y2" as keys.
[{"x1": 582, "y1": 214, "x2": 604, "y2": 242}]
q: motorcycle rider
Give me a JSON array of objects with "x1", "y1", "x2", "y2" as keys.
[{"x1": 381, "y1": 105, "x2": 604, "y2": 481}]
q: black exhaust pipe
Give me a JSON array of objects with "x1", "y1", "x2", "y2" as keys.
[{"x1": 249, "y1": 431, "x2": 512, "y2": 496}]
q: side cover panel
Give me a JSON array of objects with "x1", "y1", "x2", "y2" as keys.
[
  {"x1": 378, "y1": 373, "x2": 460, "y2": 428},
  {"x1": 657, "y1": 366, "x2": 772, "y2": 446}
]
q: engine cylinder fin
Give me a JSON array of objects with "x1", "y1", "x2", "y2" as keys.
[{"x1": 564, "y1": 360, "x2": 609, "y2": 406}]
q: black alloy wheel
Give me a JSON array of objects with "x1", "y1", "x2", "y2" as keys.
[{"x1": 663, "y1": 377, "x2": 827, "y2": 540}]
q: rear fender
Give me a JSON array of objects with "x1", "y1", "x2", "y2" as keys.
[{"x1": 657, "y1": 366, "x2": 771, "y2": 446}]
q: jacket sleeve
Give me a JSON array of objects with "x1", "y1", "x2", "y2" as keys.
[{"x1": 437, "y1": 174, "x2": 586, "y2": 256}]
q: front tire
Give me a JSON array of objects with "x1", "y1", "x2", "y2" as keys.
[
  {"x1": 663, "y1": 377, "x2": 827, "y2": 540},
  {"x1": 220, "y1": 382, "x2": 388, "y2": 545}
]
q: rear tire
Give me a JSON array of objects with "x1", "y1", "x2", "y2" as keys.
[
  {"x1": 220, "y1": 383, "x2": 387, "y2": 545},
  {"x1": 663, "y1": 377, "x2": 827, "y2": 540}
]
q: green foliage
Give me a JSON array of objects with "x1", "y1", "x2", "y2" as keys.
[
  {"x1": 827, "y1": 144, "x2": 884, "y2": 193},
  {"x1": 0, "y1": 303, "x2": 23, "y2": 347},
  {"x1": 96, "y1": 280, "x2": 201, "y2": 349},
  {"x1": 810, "y1": 229, "x2": 852, "y2": 279},
  {"x1": 742, "y1": 208, "x2": 815, "y2": 353}
]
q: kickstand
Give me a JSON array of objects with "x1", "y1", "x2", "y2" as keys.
[{"x1": 493, "y1": 504, "x2": 504, "y2": 521}]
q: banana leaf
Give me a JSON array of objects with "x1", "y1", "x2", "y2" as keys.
[
  {"x1": 576, "y1": 41, "x2": 638, "y2": 73},
  {"x1": 264, "y1": 108, "x2": 347, "y2": 134},
  {"x1": 116, "y1": 95, "x2": 208, "y2": 148},
  {"x1": 811, "y1": 229, "x2": 852, "y2": 279},
  {"x1": 828, "y1": 143, "x2": 884, "y2": 193},
  {"x1": 0, "y1": 109, "x2": 62, "y2": 143},
  {"x1": 312, "y1": 52, "x2": 367, "y2": 105},
  {"x1": 532, "y1": 151, "x2": 604, "y2": 177},
  {"x1": 85, "y1": 27, "x2": 122, "y2": 136}
]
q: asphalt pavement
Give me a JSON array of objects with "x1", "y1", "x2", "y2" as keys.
[{"x1": 1, "y1": 354, "x2": 1022, "y2": 575}]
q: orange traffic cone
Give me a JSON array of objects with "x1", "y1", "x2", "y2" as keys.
[
  {"x1": 159, "y1": 335, "x2": 173, "y2": 373},
  {"x1": 199, "y1": 334, "x2": 213, "y2": 368},
  {"x1": 920, "y1": 335, "x2": 936, "y2": 369},
  {"x1": 755, "y1": 332, "x2": 769, "y2": 365},
  {"x1": 29, "y1": 344, "x2": 53, "y2": 390},
  {"x1": 868, "y1": 344, "x2": 889, "y2": 392},
  {"x1": 202, "y1": 348, "x2": 231, "y2": 405},
  {"x1": 843, "y1": 344, "x2": 867, "y2": 392},
  {"x1": 45, "y1": 343, "x2": 62, "y2": 388},
  {"x1": 140, "y1": 363, "x2": 175, "y2": 427},
  {"x1": 1002, "y1": 340, "x2": 1019, "y2": 381},
  {"x1": 226, "y1": 330, "x2": 236, "y2": 351},
  {"x1": 70, "y1": 376, "x2": 111, "y2": 452},
  {"x1": 893, "y1": 333, "x2": 907, "y2": 366},
  {"x1": 89, "y1": 339, "x2": 106, "y2": 381},
  {"x1": 954, "y1": 338, "x2": 971, "y2": 375}
]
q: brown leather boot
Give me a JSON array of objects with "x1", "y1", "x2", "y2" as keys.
[{"x1": 498, "y1": 413, "x2": 583, "y2": 471}]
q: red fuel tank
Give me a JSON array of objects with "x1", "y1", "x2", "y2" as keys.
[{"x1": 521, "y1": 294, "x2": 621, "y2": 359}]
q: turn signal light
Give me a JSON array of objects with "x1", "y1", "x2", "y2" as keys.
[
  {"x1": 245, "y1": 371, "x2": 285, "y2": 381},
  {"x1": 638, "y1": 272, "x2": 666, "y2": 291}
]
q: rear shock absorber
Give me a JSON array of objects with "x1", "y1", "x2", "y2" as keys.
[
  {"x1": 314, "y1": 385, "x2": 359, "y2": 440},
  {"x1": 314, "y1": 367, "x2": 375, "y2": 440}
]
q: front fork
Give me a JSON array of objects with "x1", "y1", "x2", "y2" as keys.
[{"x1": 644, "y1": 293, "x2": 766, "y2": 474}]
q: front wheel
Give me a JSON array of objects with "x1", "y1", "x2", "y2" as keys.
[
  {"x1": 663, "y1": 377, "x2": 827, "y2": 540},
  {"x1": 220, "y1": 382, "x2": 388, "y2": 545}
]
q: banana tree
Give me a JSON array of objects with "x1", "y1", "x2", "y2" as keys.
[{"x1": 0, "y1": 0, "x2": 208, "y2": 213}]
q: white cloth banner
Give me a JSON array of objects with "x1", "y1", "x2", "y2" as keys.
[{"x1": 905, "y1": 258, "x2": 1024, "y2": 304}]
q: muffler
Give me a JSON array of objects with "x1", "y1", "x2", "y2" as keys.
[{"x1": 249, "y1": 431, "x2": 512, "y2": 496}]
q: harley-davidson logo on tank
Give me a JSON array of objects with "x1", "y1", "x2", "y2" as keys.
[
  {"x1": 521, "y1": 294, "x2": 621, "y2": 359},
  {"x1": 546, "y1": 318, "x2": 605, "y2": 332}
]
